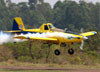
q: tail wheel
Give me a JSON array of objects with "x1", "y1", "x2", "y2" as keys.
[
  {"x1": 68, "y1": 48, "x2": 74, "y2": 55},
  {"x1": 54, "y1": 49, "x2": 60, "y2": 55}
]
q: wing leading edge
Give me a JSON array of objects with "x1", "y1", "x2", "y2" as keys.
[{"x1": 14, "y1": 36, "x2": 57, "y2": 41}]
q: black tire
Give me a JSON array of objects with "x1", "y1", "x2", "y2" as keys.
[
  {"x1": 68, "y1": 48, "x2": 74, "y2": 55},
  {"x1": 54, "y1": 49, "x2": 60, "y2": 55}
]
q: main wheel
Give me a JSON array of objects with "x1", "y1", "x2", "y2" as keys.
[
  {"x1": 68, "y1": 48, "x2": 74, "y2": 55},
  {"x1": 54, "y1": 49, "x2": 60, "y2": 55}
]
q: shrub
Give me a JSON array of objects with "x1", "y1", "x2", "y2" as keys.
[
  {"x1": 0, "y1": 45, "x2": 13, "y2": 61},
  {"x1": 70, "y1": 56, "x2": 82, "y2": 64},
  {"x1": 18, "y1": 56, "x2": 33, "y2": 62}
]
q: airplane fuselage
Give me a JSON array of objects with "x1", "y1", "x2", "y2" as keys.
[{"x1": 44, "y1": 32, "x2": 84, "y2": 43}]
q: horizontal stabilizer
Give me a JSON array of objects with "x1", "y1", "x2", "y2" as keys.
[{"x1": 4, "y1": 30, "x2": 21, "y2": 33}]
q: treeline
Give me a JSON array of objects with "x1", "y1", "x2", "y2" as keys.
[{"x1": 0, "y1": 0, "x2": 100, "y2": 31}]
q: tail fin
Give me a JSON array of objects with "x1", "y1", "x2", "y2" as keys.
[{"x1": 12, "y1": 17, "x2": 25, "y2": 30}]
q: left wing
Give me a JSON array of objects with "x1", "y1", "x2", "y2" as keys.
[
  {"x1": 80, "y1": 31, "x2": 97, "y2": 37},
  {"x1": 14, "y1": 36, "x2": 57, "y2": 41}
]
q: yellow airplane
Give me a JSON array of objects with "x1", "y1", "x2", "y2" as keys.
[{"x1": 5, "y1": 17, "x2": 97, "y2": 55}]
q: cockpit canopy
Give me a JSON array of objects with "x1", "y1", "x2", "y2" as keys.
[
  {"x1": 47, "y1": 23, "x2": 55, "y2": 29},
  {"x1": 43, "y1": 23, "x2": 55, "y2": 30}
]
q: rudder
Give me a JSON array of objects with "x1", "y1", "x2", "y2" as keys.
[{"x1": 12, "y1": 17, "x2": 25, "y2": 30}]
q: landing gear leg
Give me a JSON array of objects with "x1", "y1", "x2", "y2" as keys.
[
  {"x1": 68, "y1": 44, "x2": 74, "y2": 55},
  {"x1": 54, "y1": 43, "x2": 61, "y2": 56}
]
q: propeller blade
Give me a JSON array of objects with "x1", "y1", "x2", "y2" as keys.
[
  {"x1": 80, "y1": 28, "x2": 84, "y2": 33},
  {"x1": 80, "y1": 40, "x2": 84, "y2": 50}
]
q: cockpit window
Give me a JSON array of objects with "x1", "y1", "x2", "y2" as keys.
[
  {"x1": 44, "y1": 25, "x2": 49, "y2": 30},
  {"x1": 49, "y1": 25, "x2": 54, "y2": 29}
]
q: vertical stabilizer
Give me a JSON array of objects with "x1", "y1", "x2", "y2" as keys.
[{"x1": 12, "y1": 17, "x2": 25, "y2": 30}]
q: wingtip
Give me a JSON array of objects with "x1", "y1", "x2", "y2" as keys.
[{"x1": 92, "y1": 31, "x2": 97, "y2": 35}]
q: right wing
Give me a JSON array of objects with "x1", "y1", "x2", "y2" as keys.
[
  {"x1": 80, "y1": 31, "x2": 97, "y2": 37},
  {"x1": 14, "y1": 36, "x2": 57, "y2": 41}
]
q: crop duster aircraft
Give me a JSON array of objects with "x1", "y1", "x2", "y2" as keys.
[{"x1": 5, "y1": 17, "x2": 97, "y2": 55}]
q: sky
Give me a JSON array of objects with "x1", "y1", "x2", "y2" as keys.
[{"x1": 11, "y1": 0, "x2": 100, "y2": 7}]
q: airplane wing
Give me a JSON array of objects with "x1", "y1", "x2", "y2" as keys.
[
  {"x1": 14, "y1": 36, "x2": 57, "y2": 41},
  {"x1": 80, "y1": 31, "x2": 97, "y2": 37}
]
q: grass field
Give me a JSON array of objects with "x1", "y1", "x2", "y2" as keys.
[
  {"x1": 0, "y1": 60, "x2": 100, "y2": 68},
  {"x1": 0, "y1": 61, "x2": 100, "y2": 72}
]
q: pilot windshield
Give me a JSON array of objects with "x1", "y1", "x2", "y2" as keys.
[{"x1": 49, "y1": 24, "x2": 55, "y2": 29}]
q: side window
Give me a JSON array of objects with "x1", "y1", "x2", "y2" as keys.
[{"x1": 44, "y1": 25, "x2": 49, "y2": 30}]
